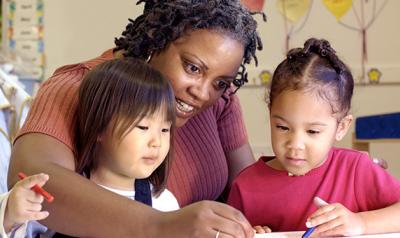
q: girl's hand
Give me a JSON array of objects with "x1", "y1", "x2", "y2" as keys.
[
  {"x1": 4, "y1": 173, "x2": 50, "y2": 232},
  {"x1": 306, "y1": 200, "x2": 365, "y2": 237},
  {"x1": 253, "y1": 225, "x2": 272, "y2": 234}
]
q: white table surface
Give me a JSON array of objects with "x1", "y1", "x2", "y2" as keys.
[{"x1": 254, "y1": 231, "x2": 400, "y2": 238}]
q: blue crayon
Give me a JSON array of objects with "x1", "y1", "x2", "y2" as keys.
[
  {"x1": 302, "y1": 226, "x2": 315, "y2": 238},
  {"x1": 302, "y1": 197, "x2": 329, "y2": 238}
]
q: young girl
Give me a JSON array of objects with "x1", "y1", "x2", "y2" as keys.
[
  {"x1": 228, "y1": 38, "x2": 400, "y2": 236},
  {"x1": 2, "y1": 58, "x2": 179, "y2": 237},
  {"x1": 1, "y1": 173, "x2": 49, "y2": 237},
  {"x1": 73, "y1": 58, "x2": 179, "y2": 211}
]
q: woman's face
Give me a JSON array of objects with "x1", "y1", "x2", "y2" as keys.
[{"x1": 149, "y1": 29, "x2": 245, "y2": 127}]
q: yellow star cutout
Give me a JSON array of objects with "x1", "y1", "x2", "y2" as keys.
[
  {"x1": 259, "y1": 70, "x2": 272, "y2": 85},
  {"x1": 368, "y1": 68, "x2": 381, "y2": 84}
]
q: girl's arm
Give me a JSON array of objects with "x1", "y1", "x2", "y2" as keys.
[
  {"x1": 8, "y1": 133, "x2": 254, "y2": 238},
  {"x1": 308, "y1": 201, "x2": 400, "y2": 236},
  {"x1": 358, "y1": 202, "x2": 400, "y2": 234}
]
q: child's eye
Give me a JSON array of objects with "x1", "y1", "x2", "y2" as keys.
[
  {"x1": 161, "y1": 128, "x2": 170, "y2": 133},
  {"x1": 276, "y1": 125, "x2": 289, "y2": 131},
  {"x1": 136, "y1": 125, "x2": 148, "y2": 131},
  {"x1": 307, "y1": 130, "x2": 320, "y2": 134}
]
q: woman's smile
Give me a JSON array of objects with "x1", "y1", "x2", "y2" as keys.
[{"x1": 175, "y1": 98, "x2": 195, "y2": 116}]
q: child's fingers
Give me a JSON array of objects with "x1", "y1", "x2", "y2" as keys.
[
  {"x1": 313, "y1": 197, "x2": 329, "y2": 207},
  {"x1": 20, "y1": 173, "x2": 49, "y2": 189},
  {"x1": 25, "y1": 210, "x2": 50, "y2": 221},
  {"x1": 316, "y1": 223, "x2": 346, "y2": 237},
  {"x1": 313, "y1": 216, "x2": 342, "y2": 234},
  {"x1": 253, "y1": 226, "x2": 266, "y2": 234},
  {"x1": 12, "y1": 185, "x2": 45, "y2": 204},
  {"x1": 306, "y1": 207, "x2": 339, "y2": 228},
  {"x1": 262, "y1": 226, "x2": 272, "y2": 233},
  {"x1": 253, "y1": 225, "x2": 272, "y2": 234},
  {"x1": 308, "y1": 203, "x2": 336, "y2": 221},
  {"x1": 26, "y1": 202, "x2": 43, "y2": 213},
  {"x1": 26, "y1": 192, "x2": 45, "y2": 204}
]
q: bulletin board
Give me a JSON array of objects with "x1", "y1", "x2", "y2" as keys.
[{"x1": 3, "y1": 0, "x2": 44, "y2": 80}]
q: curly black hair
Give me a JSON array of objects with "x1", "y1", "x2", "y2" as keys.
[{"x1": 114, "y1": 0, "x2": 264, "y2": 91}]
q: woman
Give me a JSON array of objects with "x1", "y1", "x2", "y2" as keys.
[{"x1": 8, "y1": 0, "x2": 264, "y2": 237}]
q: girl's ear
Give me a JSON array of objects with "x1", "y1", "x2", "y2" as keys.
[{"x1": 335, "y1": 115, "x2": 353, "y2": 141}]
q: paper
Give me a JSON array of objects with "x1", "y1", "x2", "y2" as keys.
[
  {"x1": 255, "y1": 232, "x2": 400, "y2": 238},
  {"x1": 255, "y1": 231, "x2": 302, "y2": 238}
]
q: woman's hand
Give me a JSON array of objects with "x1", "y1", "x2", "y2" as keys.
[
  {"x1": 157, "y1": 200, "x2": 255, "y2": 238},
  {"x1": 4, "y1": 173, "x2": 50, "y2": 232},
  {"x1": 307, "y1": 201, "x2": 365, "y2": 237},
  {"x1": 253, "y1": 225, "x2": 272, "y2": 234}
]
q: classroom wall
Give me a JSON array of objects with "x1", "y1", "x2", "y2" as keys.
[{"x1": 43, "y1": 0, "x2": 400, "y2": 178}]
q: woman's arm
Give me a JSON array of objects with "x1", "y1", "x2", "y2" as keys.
[
  {"x1": 8, "y1": 133, "x2": 157, "y2": 237},
  {"x1": 226, "y1": 142, "x2": 255, "y2": 186},
  {"x1": 8, "y1": 133, "x2": 254, "y2": 238}
]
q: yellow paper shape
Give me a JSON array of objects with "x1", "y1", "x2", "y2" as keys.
[
  {"x1": 323, "y1": 0, "x2": 353, "y2": 20},
  {"x1": 277, "y1": 0, "x2": 311, "y2": 24},
  {"x1": 259, "y1": 70, "x2": 272, "y2": 85},
  {"x1": 368, "y1": 68, "x2": 381, "y2": 84}
]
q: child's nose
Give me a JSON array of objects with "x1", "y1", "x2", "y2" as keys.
[
  {"x1": 149, "y1": 131, "x2": 161, "y2": 148},
  {"x1": 287, "y1": 133, "x2": 305, "y2": 150}
]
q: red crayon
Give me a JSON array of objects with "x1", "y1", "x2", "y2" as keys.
[{"x1": 18, "y1": 172, "x2": 54, "y2": 203}]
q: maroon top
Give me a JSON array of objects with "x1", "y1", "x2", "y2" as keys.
[{"x1": 17, "y1": 50, "x2": 249, "y2": 206}]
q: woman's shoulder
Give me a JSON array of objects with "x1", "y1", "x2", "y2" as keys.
[
  {"x1": 46, "y1": 49, "x2": 114, "y2": 85},
  {"x1": 43, "y1": 62, "x2": 93, "y2": 89}
]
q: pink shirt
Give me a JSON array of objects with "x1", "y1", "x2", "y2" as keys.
[
  {"x1": 227, "y1": 147, "x2": 400, "y2": 231},
  {"x1": 17, "y1": 50, "x2": 248, "y2": 206}
]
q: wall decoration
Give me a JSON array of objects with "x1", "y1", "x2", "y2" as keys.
[
  {"x1": 259, "y1": 70, "x2": 272, "y2": 85},
  {"x1": 0, "y1": 1, "x2": 2, "y2": 46},
  {"x1": 6, "y1": 0, "x2": 44, "y2": 80},
  {"x1": 323, "y1": 0, "x2": 388, "y2": 84},
  {"x1": 276, "y1": 0, "x2": 312, "y2": 52},
  {"x1": 322, "y1": 0, "x2": 352, "y2": 20},
  {"x1": 241, "y1": 0, "x2": 265, "y2": 12},
  {"x1": 367, "y1": 68, "x2": 381, "y2": 84},
  {"x1": 249, "y1": 70, "x2": 272, "y2": 86}
]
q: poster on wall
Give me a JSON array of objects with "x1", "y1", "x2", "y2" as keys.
[
  {"x1": 241, "y1": 0, "x2": 265, "y2": 12},
  {"x1": 0, "y1": 2, "x2": 2, "y2": 46},
  {"x1": 6, "y1": 0, "x2": 44, "y2": 80},
  {"x1": 323, "y1": 0, "x2": 388, "y2": 84}
]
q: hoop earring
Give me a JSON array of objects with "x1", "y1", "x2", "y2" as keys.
[{"x1": 146, "y1": 51, "x2": 153, "y2": 63}]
